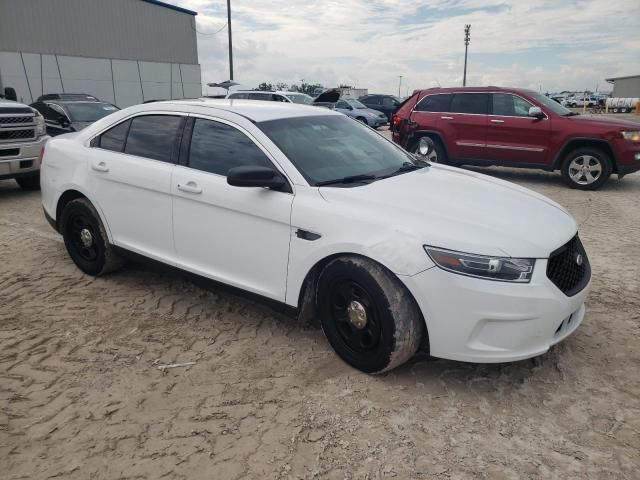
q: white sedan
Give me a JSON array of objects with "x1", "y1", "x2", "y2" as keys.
[{"x1": 41, "y1": 100, "x2": 591, "y2": 373}]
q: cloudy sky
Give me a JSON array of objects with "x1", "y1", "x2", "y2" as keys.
[{"x1": 173, "y1": 0, "x2": 640, "y2": 96}]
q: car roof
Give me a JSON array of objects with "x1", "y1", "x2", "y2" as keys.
[
  {"x1": 414, "y1": 86, "x2": 536, "y2": 95},
  {"x1": 227, "y1": 90, "x2": 309, "y2": 95},
  {"x1": 138, "y1": 99, "x2": 341, "y2": 122}
]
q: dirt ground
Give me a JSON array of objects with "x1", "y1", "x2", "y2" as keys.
[{"x1": 2, "y1": 161, "x2": 640, "y2": 479}]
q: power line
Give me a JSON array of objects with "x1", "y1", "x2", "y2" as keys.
[{"x1": 192, "y1": 22, "x2": 228, "y2": 36}]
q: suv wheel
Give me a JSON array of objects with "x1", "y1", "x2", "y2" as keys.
[
  {"x1": 60, "y1": 198, "x2": 124, "y2": 276},
  {"x1": 317, "y1": 256, "x2": 424, "y2": 374},
  {"x1": 411, "y1": 136, "x2": 447, "y2": 164},
  {"x1": 16, "y1": 174, "x2": 40, "y2": 191},
  {"x1": 561, "y1": 147, "x2": 611, "y2": 190}
]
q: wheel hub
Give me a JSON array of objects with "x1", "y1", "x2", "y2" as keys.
[
  {"x1": 347, "y1": 300, "x2": 367, "y2": 329},
  {"x1": 80, "y1": 228, "x2": 93, "y2": 248}
]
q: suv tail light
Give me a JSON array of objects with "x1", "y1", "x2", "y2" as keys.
[{"x1": 391, "y1": 114, "x2": 402, "y2": 131}]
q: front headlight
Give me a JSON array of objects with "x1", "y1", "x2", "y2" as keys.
[
  {"x1": 30, "y1": 108, "x2": 46, "y2": 137},
  {"x1": 621, "y1": 131, "x2": 640, "y2": 142},
  {"x1": 424, "y1": 246, "x2": 535, "y2": 283}
]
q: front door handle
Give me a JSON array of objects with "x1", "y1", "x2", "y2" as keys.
[
  {"x1": 441, "y1": 116, "x2": 453, "y2": 120},
  {"x1": 91, "y1": 161, "x2": 109, "y2": 172},
  {"x1": 177, "y1": 181, "x2": 202, "y2": 194},
  {"x1": 490, "y1": 119, "x2": 505, "y2": 123}
]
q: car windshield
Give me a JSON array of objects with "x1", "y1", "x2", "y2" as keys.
[
  {"x1": 285, "y1": 94, "x2": 313, "y2": 105},
  {"x1": 346, "y1": 99, "x2": 368, "y2": 109},
  {"x1": 258, "y1": 115, "x2": 415, "y2": 186},
  {"x1": 525, "y1": 91, "x2": 572, "y2": 116},
  {"x1": 64, "y1": 102, "x2": 119, "y2": 122}
]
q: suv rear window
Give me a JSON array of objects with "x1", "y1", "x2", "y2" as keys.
[
  {"x1": 414, "y1": 94, "x2": 452, "y2": 112},
  {"x1": 450, "y1": 93, "x2": 489, "y2": 114}
]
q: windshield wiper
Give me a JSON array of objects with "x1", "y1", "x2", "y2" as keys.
[
  {"x1": 315, "y1": 173, "x2": 379, "y2": 186},
  {"x1": 381, "y1": 161, "x2": 427, "y2": 178}
]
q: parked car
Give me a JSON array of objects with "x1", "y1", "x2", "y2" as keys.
[
  {"x1": 42, "y1": 100, "x2": 591, "y2": 373},
  {"x1": 226, "y1": 90, "x2": 314, "y2": 105},
  {"x1": 562, "y1": 96, "x2": 597, "y2": 108},
  {"x1": 30, "y1": 100, "x2": 119, "y2": 136},
  {"x1": 358, "y1": 94, "x2": 402, "y2": 121},
  {"x1": 391, "y1": 86, "x2": 640, "y2": 189},
  {"x1": 313, "y1": 91, "x2": 387, "y2": 128},
  {"x1": 0, "y1": 98, "x2": 48, "y2": 190}
]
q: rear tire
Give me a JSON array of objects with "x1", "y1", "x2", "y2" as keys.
[
  {"x1": 410, "y1": 136, "x2": 447, "y2": 164},
  {"x1": 317, "y1": 256, "x2": 424, "y2": 374},
  {"x1": 60, "y1": 198, "x2": 124, "y2": 276},
  {"x1": 16, "y1": 174, "x2": 40, "y2": 191},
  {"x1": 560, "y1": 147, "x2": 611, "y2": 190}
]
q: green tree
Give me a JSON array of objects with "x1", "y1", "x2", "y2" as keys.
[{"x1": 257, "y1": 82, "x2": 273, "y2": 91}]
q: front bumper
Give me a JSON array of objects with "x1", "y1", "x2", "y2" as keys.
[
  {"x1": 401, "y1": 259, "x2": 591, "y2": 363},
  {"x1": 0, "y1": 136, "x2": 49, "y2": 181},
  {"x1": 368, "y1": 116, "x2": 388, "y2": 128},
  {"x1": 613, "y1": 139, "x2": 640, "y2": 178}
]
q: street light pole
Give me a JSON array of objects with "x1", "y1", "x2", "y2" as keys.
[
  {"x1": 398, "y1": 75, "x2": 403, "y2": 98},
  {"x1": 463, "y1": 24, "x2": 471, "y2": 87},
  {"x1": 227, "y1": 0, "x2": 234, "y2": 80}
]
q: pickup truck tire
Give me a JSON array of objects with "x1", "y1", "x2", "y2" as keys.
[
  {"x1": 60, "y1": 198, "x2": 124, "y2": 276},
  {"x1": 561, "y1": 147, "x2": 612, "y2": 190},
  {"x1": 16, "y1": 174, "x2": 40, "y2": 191},
  {"x1": 317, "y1": 255, "x2": 424, "y2": 374}
]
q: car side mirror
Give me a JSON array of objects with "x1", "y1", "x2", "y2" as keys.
[
  {"x1": 227, "y1": 166, "x2": 286, "y2": 190},
  {"x1": 528, "y1": 106, "x2": 544, "y2": 118}
]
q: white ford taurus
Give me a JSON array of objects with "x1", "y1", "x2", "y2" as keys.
[{"x1": 41, "y1": 100, "x2": 591, "y2": 373}]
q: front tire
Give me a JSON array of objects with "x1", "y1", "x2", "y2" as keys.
[
  {"x1": 16, "y1": 174, "x2": 40, "y2": 190},
  {"x1": 317, "y1": 256, "x2": 424, "y2": 374},
  {"x1": 60, "y1": 198, "x2": 124, "y2": 276},
  {"x1": 560, "y1": 147, "x2": 611, "y2": 190}
]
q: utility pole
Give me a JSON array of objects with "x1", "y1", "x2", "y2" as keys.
[
  {"x1": 463, "y1": 24, "x2": 471, "y2": 87},
  {"x1": 398, "y1": 75, "x2": 403, "y2": 98},
  {"x1": 227, "y1": 0, "x2": 234, "y2": 80}
]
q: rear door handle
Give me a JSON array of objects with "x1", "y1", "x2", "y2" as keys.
[
  {"x1": 177, "y1": 181, "x2": 202, "y2": 194},
  {"x1": 490, "y1": 119, "x2": 505, "y2": 123},
  {"x1": 441, "y1": 116, "x2": 453, "y2": 120},
  {"x1": 91, "y1": 161, "x2": 109, "y2": 172}
]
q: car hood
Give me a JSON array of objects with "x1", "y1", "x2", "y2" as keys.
[
  {"x1": 70, "y1": 121, "x2": 94, "y2": 131},
  {"x1": 319, "y1": 165, "x2": 576, "y2": 259},
  {"x1": 565, "y1": 114, "x2": 640, "y2": 129},
  {"x1": 358, "y1": 107, "x2": 385, "y2": 117},
  {"x1": 314, "y1": 90, "x2": 340, "y2": 103}
]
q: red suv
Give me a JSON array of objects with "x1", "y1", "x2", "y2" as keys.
[{"x1": 391, "y1": 87, "x2": 640, "y2": 190}]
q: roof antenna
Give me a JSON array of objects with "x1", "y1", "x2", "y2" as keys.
[{"x1": 435, "y1": 78, "x2": 441, "y2": 87}]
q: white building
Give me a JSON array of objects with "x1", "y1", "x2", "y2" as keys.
[{"x1": 0, "y1": 0, "x2": 202, "y2": 106}]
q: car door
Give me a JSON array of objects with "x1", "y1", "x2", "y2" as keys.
[
  {"x1": 485, "y1": 93, "x2": 551, "y2": 164},
  {"x1": 171, "y1": 115, "x2": 294, "y2": 301},
  {"x1": 36, "y1": 102, "x2": 69, "y2": 136},
  {"x1": 381, "y1": 96, "x2": 400, "y2": 120},
  {"x1": 87, "y1": 113, "x2": 184, "y2": 263},
  {"x1": 439, "y1": 93, "x2": 489, "y2": 160}
]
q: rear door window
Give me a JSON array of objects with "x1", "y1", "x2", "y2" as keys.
[
  {"x1": 450, "y1": 93, "x2": 489, "y2": 114},
  {"x1": 124, "y1": 115, "x2": 183, "y2": 162},
  {"x1": 228, "y1": 92, "x2": 249, "y2": 99},
  {"x1": 414, "y1": 94, "x2": 452, "y2": 112},
  {"x1": 248, "y1": 92, "x2": 271, "y2": 101}
]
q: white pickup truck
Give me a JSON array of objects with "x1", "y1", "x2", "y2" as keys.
[{"x1": 0, "y1": 98, "x2": 49, "y2": 189}]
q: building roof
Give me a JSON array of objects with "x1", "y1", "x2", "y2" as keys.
[
  {"x1": 605, "y1": 75, "x2": 640, "y2": 83},
  {"x1": 140, "y1": 0, "x2": 197, "y2": 16}
]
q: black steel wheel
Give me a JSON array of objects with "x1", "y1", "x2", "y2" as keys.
[
  {"x1": 318, "y1": 256, "x2": 424, "y2": 373},
  {"x1": 60, "y1": 198, "x2": 124, "y2": 276}
]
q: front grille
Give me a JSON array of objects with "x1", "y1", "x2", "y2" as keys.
[
  {"x1": 546, "y1": 235, "x2": 590, "y2": 296},
  {"x1": 0, "y1": 129, "x2": 35, "y2": 142},
  {"x1": 0, "y1": 116, "x2": 33, "y2": 125}
]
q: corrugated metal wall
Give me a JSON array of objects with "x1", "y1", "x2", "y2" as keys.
[
  {"x1": 0, "y1": 0, "x2": 198, "y2": 64},
  {"x1": 0, "y1": 51, "x2": 202, "y2": 106},
  {"x1": 613, "y1": 78, "x2": 640, "y2": 98}
]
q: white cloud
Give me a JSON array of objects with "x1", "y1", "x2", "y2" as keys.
[{"x1": 174, "y1": 0, "x2": 640, "y2": 95}]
